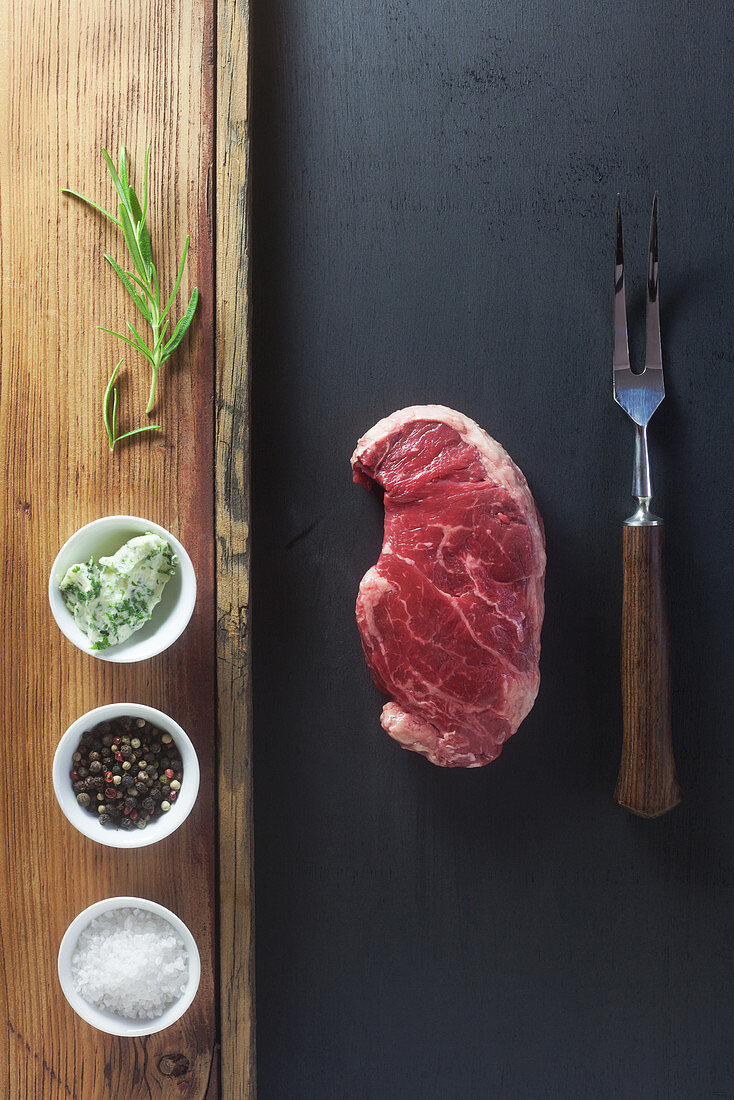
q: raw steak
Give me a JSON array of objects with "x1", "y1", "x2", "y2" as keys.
[{"x1": 351, "y1": 405, "x2": 545, "y2": 767}]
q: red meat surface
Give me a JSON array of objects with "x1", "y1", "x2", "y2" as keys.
[{"x1": 351, "y1": 405, "x2": 546, "y2": 767}]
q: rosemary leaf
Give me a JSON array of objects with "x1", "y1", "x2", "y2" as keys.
[
  {"x1": 115, "y1": 423, "x2": 162, "y2": 444},
  {"x1": 119, "y1": 203, "x2": 147, "y2": 280},
  {"x1": 104, "y1": 254, "x2": 152, "y2": 320},
  {"x1": 119, "y1": 145, "x2": 129, "y2": 192},
  {"x1": 163, "y1": 287, "x2": 199, "y2": 360},
  {"x1": 111, "y1": 386, "x2": 118, "y2": 449},
  {"x1": 151, "y1": 264, "x2": 161, "y2": 306},
  {"x1": 102, "y1": 360, "x2": 122, "y2": 450},
  {"x1": 102, "y1": 358, "x2": 161, "y2": 451},
  {"x1": 153, "y1": 318, "x2": 170, "y2": 354},
  {"x1": 99, "y1": 326, "x2": 156, "y2": 364},
  {"x1": 101, "y1": 149, "x2": 129, "y2": 210},
  {"x1": 128, "y1": 184, "x2": 153, "y2": 276},
  {"x1": 126, "y1": 319, "x2": 154, "y2": 356},
  {"x1": 61, "y1": 189, "x2": 122, "y2": 227},
  {"x1": 161, "y1": 235, "x2": 190, "y2": 321},
  {"x1": 126, "y1": 269, "x2": 157, "y2": 305}
]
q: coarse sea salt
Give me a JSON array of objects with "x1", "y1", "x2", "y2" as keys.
[{"x1": 71, "y1": 907, "x2": 189, "y2": 1019}]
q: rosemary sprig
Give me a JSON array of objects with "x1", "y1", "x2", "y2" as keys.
[
  {"x1": 103, "y1": 360, "x2": 162, "y2": 452},
  {"x1": 63, "y1": 145, "x2": 199, "y2": 418}
]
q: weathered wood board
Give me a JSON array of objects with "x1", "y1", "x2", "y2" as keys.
[
  {"x1": 0, "y1": 0, "x2": 253, "y2": 1095},
  {"x1": 216, "y1": 1, "x2": 255, "y2": 1097}
]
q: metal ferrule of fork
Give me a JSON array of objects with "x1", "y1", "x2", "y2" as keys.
[{"x1": 627, "y1": 423, "x2": 661, "y2": 526}]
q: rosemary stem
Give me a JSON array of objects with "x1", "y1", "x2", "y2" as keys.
[
  {"x1": 147, "y1": 304, "x2": 161, "y2": 413},
  {"x1": 146, "y1": 364, "x2": 159, "y2": 414}
]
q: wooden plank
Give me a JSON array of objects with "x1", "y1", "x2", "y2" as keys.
[
  {"x1": 0, "y1": 1, "x2": 217, "y2": 1096},
  {"x1": 216, "y1": 1, "x2": 256, "y2": 1096}
]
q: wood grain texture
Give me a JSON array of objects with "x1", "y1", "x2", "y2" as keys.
[
  {"x1": 615, "y1": 523, "x2": 681, "y2": 818},
  {"x1": 216, "y1": 0, "x2": 255, "y2": 1097},
  {"x1": 0, "y1": 1, "x2": 217, "y2": 1096}
]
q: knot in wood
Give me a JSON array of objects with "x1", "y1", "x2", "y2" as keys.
[{"x1": 157, "y1": 1053, "x2": 190, "y2": 1077}]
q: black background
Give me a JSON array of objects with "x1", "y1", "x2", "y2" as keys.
[{"x1": 250, "y1": 2, "x2": 734, "y2": 1096}]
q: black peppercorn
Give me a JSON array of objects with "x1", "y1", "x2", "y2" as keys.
[{"x1": 70, "y1": 716, "x2": 184, "y2": 833}]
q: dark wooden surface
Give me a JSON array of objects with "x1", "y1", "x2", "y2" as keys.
[
  {"x1": 250, "y1": 0, "x2": 734, "y2": 1096},
  {"x1": 617, "y1": 524, "x2": 681, "y2": 818}
]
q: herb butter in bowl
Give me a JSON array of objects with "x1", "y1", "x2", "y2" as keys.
[{"x1": 49, "y1": 516, "x2": 196, "y2": 662}]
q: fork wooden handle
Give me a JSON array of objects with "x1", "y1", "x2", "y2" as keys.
[{"x1": 615, "y1": 522, "x2": 682, "y2": 818}]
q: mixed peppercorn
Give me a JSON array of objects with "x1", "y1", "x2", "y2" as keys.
[{"x1": 71, "y1": 715, "x2": 184, "y2": 830}]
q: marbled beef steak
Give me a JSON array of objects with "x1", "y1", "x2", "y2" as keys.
[{"x1": 352, "y1": 406, "x2": 546, "y2": 767}]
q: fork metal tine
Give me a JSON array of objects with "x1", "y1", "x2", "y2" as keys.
[
  {"x1": 645, "y1": 192, "x2": 662, "y2": 372},
  {"x1": 614, "y1": 195, "x2": 630, "y2": 373}
]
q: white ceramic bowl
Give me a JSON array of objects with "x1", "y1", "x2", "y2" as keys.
[
  {"x1": 58, "y1": 895, "x2": 201, "y2": 1036},
  {"x1": 53, "y1": 703, "x2": 200, "y2": 849},
  {"x1": 48, "y1": 515, "x2": 196, "y2": 662}
]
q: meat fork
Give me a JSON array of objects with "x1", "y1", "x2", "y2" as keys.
[{"x1": 613, "y1": 194, "x2": 681, "y2": 818}]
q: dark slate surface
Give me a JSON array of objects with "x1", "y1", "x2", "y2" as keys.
[{"x1": 250, "y1": 2, "x2": 734, "y2": 1096}]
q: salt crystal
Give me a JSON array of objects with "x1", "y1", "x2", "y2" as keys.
[{"x1": 71, "y1": 907, "x2": 189, "y2": 1019}]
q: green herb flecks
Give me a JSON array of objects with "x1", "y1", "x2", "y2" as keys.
[{"x1": 62, "y1": 145, "x2": 199, "y2": 437}]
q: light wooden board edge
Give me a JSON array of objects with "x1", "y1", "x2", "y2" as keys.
[
  {"x1": 216, "y1": 1, "x2": 255, "y2": 1097},
  {"x1": 0, "y1": 0, "x2": 218, "y2": 1095}
]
